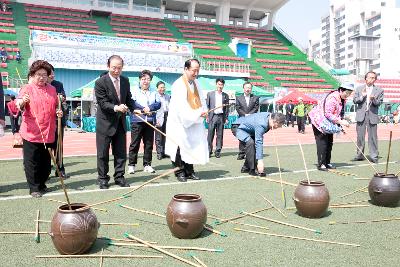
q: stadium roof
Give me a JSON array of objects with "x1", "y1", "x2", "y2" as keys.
[{"x1": 165, "y1": 0, "x2": 289, "y2": 20}]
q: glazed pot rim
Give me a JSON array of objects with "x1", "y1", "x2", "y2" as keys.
[
  {"x1": 299, "y1": 180, "x2": 325, "y2": 186},
  {"x1": 173, "y1": 194, "x2": 201, "y2": 202},
  {"x1": 58, "y1": 203, "x2": 90, "y2": 212},
  {"x1": 374, "y1": 173, "x2": 399, "y2": 178}
]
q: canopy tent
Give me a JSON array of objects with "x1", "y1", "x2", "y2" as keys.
[
  {"x1": 276, "y1": 90, "x2": 318, "y2": 105},
  {"x1": 70, "y1": 75, "x2": 171, "y2": 98}
]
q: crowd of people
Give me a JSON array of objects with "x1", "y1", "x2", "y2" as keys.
[{"x1": 0, "y1": 55, "x2": 387, "y2": 197}]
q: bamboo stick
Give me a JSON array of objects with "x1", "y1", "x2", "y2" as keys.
[
  {"x1": 99, "y1": 248, "x2": 104, "y2": 267},
  {"x1": 203, "y1": 224, "x2": 227, "y2": 237},
  {"x1": 346, "y1": 135, "x2": 378, "y2": 173},
  {"x1": 118, "y1": 204, "x2": 165, "y2": 218},
  {"x1": 124, "y1": 233, "x2": 202, "y2": 267},
  {"x1": 330, "y1": 200, "x2": 369, "y2": 206},
  {"x1": 258, "y1": 194, "x2": 287, "y2": 218},
  {"x1": 46, "y1": 198, "x2": 108, "y2": 212},
  {"x1": 298, "y1": 140, "x2": 310, "y2": 184},
  {"x1": 110, "y1": 242, "x2": 223, "y2": 252},
  {"x1": 191, "y1": 254, "x2": 207, "y2": 267},
  {"x1": 206, "y1": 103, "x2": 231, "y2": 114},
  {"x1": 272, "y1": 128, "x2": 287, "y2": 207},
  {"x1": 385, "y1": 131, "x2": 393, "y2": 175},
  {"x1": 242, "y1": 212, "x2": 321, "y2": 234},
  {"x1": 329, "y1": 217, "x2": 400, "y2": 225},
  {"x1": 234, "y1": 228, "x2": 360, "y2": 247},
  {"x1": 36, "y1": 254, "x2": 163, "y2": 259},
  {"x1": 101, "y1": 222, "x2": 139, "y2": 227},
  {"x1": 209, "y1": 215, "x2": 269, "y2": 230},
  {"x1": 48, "y1": 148, "x2": 72, "y2": 210},
  {"x1": 0, "y1": 231, "x2": 48, "y2": 234},
  {"x1": 340, "y1": 185, "x2": 369, "y2": 198},
  {"x1": 122, "y1": 167, "x2": 179, "y2": 196},
  {"x1": 98, "y1": 237, "x2": 157, "y2": 244},
  {"x1": 250, "y1": 176, "x2": 297, "y2": 187},
  {"x1": 76, "y1": 195, "x2": 130, "y2": 211},
  {"x1": 329, "y1": 204, "x2": 370, "y2": 208},
  {"x1": 34, "y1": 210, "x2": 40, "y2": 243},
  {"x1": 213, "y1": 207, "x2": 273, "y2": 225}
]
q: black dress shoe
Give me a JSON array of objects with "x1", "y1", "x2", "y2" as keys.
[
  {"x1": 215, "y1": 152, "x2": 221, "y2": 158},
  {"x1": 258, "y1": 172, "x2": 266, "y2": 177},
  {"x1": 248, "y1": 169, "x2": 257, "y2": 176},
  {"x1": 187, "y1": 173, "x2": 200, "y2": 180},
  {"x1": 241, "y1": 166, "x2": 250, "y2": 173},
  {"x1": 176, "y1": 173, "x2": 187, "y2": 182},
  {"x1": 370, "y1": 158, "x2": 378, "y2": 163},
  {"x1": 209, "y1": 152, "x2": 213, "y2": 157},
  {"x1": 99, "y1": 183, "x2": 110, "y2": 189},
  {"x1": 237, "y1": 155, "x2": 245, "y2": 160},
  {"x1": 115, "y1": 178, "x2": 130, "y2": 187},
  {"x1": 352, "y1": 156, "x2": 364, "y2": 161}
]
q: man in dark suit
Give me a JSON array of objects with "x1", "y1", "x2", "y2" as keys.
[
  {"x1": 48, "y1": 64, "x2": 69, "y2": 178},
  {"x1": 207, "y1": 78, "x2": 229, "y2": 158},
  {"x1": 235, "y1": 82, "x2": 259, "y2": 160},
  {"x1": 352, "y1": 71, "x2": 384, "y2": 163},
  {"x1": 95, "y1": 55, "x2": 136, "y2": 189},
  {"x1": 285, "y1": 99, "x2": 295, "y2": 127}
]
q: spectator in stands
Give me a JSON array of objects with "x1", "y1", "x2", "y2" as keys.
[
  {"x1": 155, "y1": 81, "x2": 170, "y2": 160},
  {"x1": 7, "y1": 95, "x2": 20, "y2": 134},
  {"x1": 15, "y1": 51, "x2": 21, "y2": 63},
  {"x1": 207, "y1": 78, "x2": 229, "y2": 158},
  {"x1": 16, "y1": 60, "x2": 63, "y2": 198},
  {"x1": 293, "y1": 97, "x2": 306, "y2": 134},
  {"x1": 308, "y1": 83, "x2": 352, "y2": 171},
  {"x1": 128, "y1": 70, "x2": 161, "y2": 174},
  {"x1": 285, "y1": 99, "x2": 295, "y2": 127},
  {"x1": 1, "y1": 2, "x2": 8, "y2": 12},
  {"x1": 48, "y1": 65, "x2": 69, "y2": 179},
  {"x1": 235, "y1": 82, "x2": 259, "y2": 160},
  {"x1": 0, "y1": 75, "x2": 5, "y2": 137},
  {"x1": 165, "y1": 58, "x2": 209, "y2": 182},
  {"x1": 352, "y1": 71, "x2": 384, "y2": 163},
  {"x1": 0, "y1": 47, "x2": 7, "y2": 63}
]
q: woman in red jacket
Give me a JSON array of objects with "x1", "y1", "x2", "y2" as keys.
[{"x1": 17, "y1": 60, "x2": 63, "y2": 197}]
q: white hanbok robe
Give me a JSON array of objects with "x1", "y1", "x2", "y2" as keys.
[{"x1": 165, "y1": 76, "x2": 209, "y2": 165}]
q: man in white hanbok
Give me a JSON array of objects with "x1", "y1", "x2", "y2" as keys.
[{"x1": 165, "y1": 59, "x2": 209, "y2": 182}]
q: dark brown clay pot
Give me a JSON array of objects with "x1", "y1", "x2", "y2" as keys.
[
  {"x1": 50, "y1": 203, "x2": 99, "y2": 255},
  {"x1": 166, "y1": 194, "x2": 207, "y2": 239},
  {"x1": 368, "y1": 173, "x2": 400, "y2": 207},
  {"x1": 294, "y1": 180, "x2": 330, "y2": 218}
]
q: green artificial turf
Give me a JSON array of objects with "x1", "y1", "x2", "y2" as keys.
[{"x1": 0, "y1": 142, "x2": 399, "y2": 266}]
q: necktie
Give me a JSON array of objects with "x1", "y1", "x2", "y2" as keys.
[{"x1": 114, "y1": 78, "x2": 120, "y2": 101}]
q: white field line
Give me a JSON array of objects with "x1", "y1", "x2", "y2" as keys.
[{"x1": 0, "y1": 161, "x2": 396, "y2": 201}]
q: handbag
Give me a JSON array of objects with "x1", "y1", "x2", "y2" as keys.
[
  {"x1": 319, "y1": 93, "x2": 342, "y2": 134},
  {"x1": 12, "y1": 133, "x2": 23, "y2": 148}
]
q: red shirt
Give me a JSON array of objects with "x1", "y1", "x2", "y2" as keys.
[
  {"x1": 18, "y1": 83, "x2": 57, "y2": 143},
  {"x1": 7, "y1": 100, "x2": 19, "y2": 116}
]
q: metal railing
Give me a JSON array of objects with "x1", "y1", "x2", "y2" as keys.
[{"x1": 273, "y1": 23, "x2": 307, "y2": 53}]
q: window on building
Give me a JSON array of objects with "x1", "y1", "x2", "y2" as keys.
[
  {"x1": 229, "y1": 20, "x2": 234, "y2": 25},
  {"x1": 237, "y1": 21, "x2": 243, "y2": 26}
]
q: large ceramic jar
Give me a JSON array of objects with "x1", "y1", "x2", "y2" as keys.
[
  {"x1": 166, "y1": 194, "x2": 207, "y2": 239},
  {"x1": 293, "y1": 180, "x2": 330, "y2": 218},
  {"x1": 369, "y1": 173, "x2": 400, "y2": 207},
  {"x1": 50, "y1": 203, "x2": 99, "y2": 255}
]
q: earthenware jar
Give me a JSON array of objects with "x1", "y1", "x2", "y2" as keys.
[
  {"x1": 369, "y1": 173, "x2": 400, "y2": 207},
  {"x1": 293, "y1": 180, "x2": 330, "y2": 218},
  {"x1": 166, "y1": 194, "x2": 207, "y2": 239},
  {"x1": 50, "y1": 203, "x2": 99, "y2": 255}
]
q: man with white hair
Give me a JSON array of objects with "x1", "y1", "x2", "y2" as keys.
[{"x1": 293, "y1": 97, "x2": 306, "y2": 134}]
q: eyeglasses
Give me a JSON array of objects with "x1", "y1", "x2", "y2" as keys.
[{"x1": 35, "y1": 73, "x2": 48, "y2": 78}]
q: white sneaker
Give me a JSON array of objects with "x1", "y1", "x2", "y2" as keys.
[
  {"x1": 128, "y1": 165, "x2": 135, "y2": 174},
  {"x1": 143, "y1": 165, "x2": 155, "y2": 173}
]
